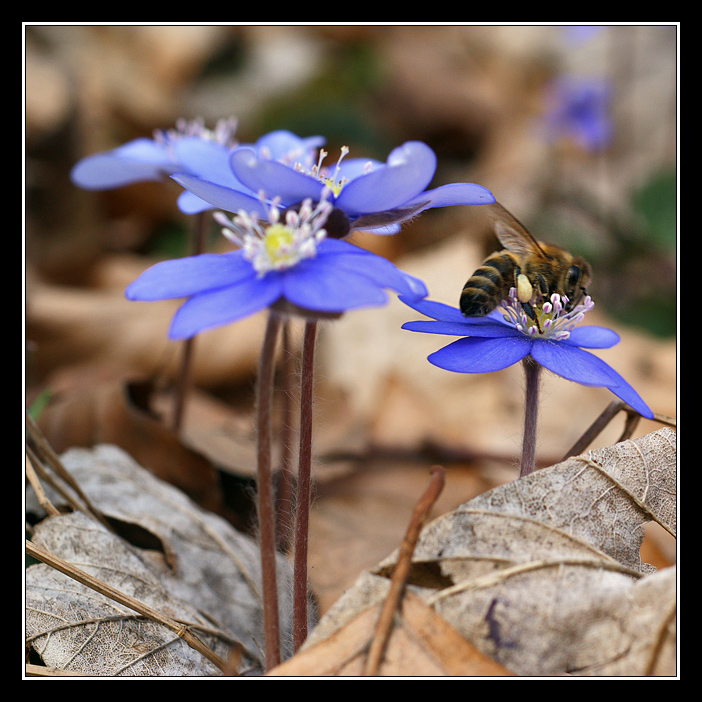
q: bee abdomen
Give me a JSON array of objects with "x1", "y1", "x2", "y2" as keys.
[{"x1": 460, "y1": 253, "x2": 515, "y2": 317}]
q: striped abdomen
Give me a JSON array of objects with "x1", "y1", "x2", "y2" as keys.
[{"x1": 460, "y1": 251, "x2": 517, "y2": 317}]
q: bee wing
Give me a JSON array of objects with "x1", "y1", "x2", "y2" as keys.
[{"x1": 486, "y1": 202, "x2": 548, "y2": 258}]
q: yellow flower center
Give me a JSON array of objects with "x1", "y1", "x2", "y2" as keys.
[
  {"x1": 295, "y1": 146, "x2": 350, "y2": 197},
  {"x1": 264, "y1": 223, "x2": 295, "y2": 260}
]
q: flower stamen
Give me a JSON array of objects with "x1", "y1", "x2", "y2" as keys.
[
  {"x1": 294, "y1": 146, "x2": 350, "y2": 197},
  {"x1": 500, "y1": 288, "x2": 594, "y2": 340},
  {"x1": 215, "y1": 192, "x2": 332, "y2": 276},
  {"x1": 153, "y1": 116, "x2": 239, "y2": 149}
]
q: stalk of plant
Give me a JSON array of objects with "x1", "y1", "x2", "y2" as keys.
[
  {"x1": 400, "y1": 290, "x2": 653, "y2": 479},
  {"x1": 292, "y1": 318, "x2": 318, "y2": 651},
  {"x1": 171, "y1": 211, "x2": 209, "y2": 433},
  {"x1": 126, "y1": 148, "x2": 480, "y2": 669},
  {"x1": 520, "y1": 356, "x2": 543, "y2": 477},
  {"x1": 255, "y1": 311, "x2": 284, "y2": 670},
  {"x1": 275, "y1": 320, "x2": 296, "y2": 552}
]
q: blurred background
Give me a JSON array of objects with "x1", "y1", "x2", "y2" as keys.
[{"x1": 25, "y1": 24, "x2": 677, "y2": 607}]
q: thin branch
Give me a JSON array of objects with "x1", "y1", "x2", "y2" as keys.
[
  {"x1": 26, "y1": 540, "x2": 228, "y2": 672},
  {"x1": 25, "y1": 412, "x2": 112, "y2": 531},
  {"x1": 363, "y1": 465, "x2": 446, "y2": 676},
  {"x1": 562, "y1": 400, "x2": 677, "y2": 462}
]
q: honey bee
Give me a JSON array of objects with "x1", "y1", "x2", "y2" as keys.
[{"x1": 460, "y1": 202, "x2": 592, "y2": 324}]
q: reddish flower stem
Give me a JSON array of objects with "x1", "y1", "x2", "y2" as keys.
[
  {"x1": 292, "y1": 318, "x2": 318, "y2": 652},
  {"x1": 172, "y1": 211, "x2": 208, "y2": 434},
  {"x1": 276, "y1": 320, "x2": 295, "y2": 552},
  {"x1": 256, "y1": 311, "x2": 283, "y2": 670},
  {"x1": 520, "y1": 356, "x2": 542, "y2": 478}
]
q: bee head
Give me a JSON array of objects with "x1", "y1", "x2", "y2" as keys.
[{"x1": 563, "y1": 257, "x2": 592, "y2": 308}]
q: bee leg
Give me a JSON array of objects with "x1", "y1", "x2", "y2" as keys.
[
  {"x1": 521, "y1": 301, "x2": 543, "y2": 333},
  {"x1": 534, "y1": 274, "x2": 550, "y2": 299}
]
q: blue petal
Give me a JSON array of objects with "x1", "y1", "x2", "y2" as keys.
[
  {"x1": 172, "y1": 137, "x2": 238, "y2": 184},
  {"x1": 229, "y1": 147, "x2": 325, "y2": 205},
  {"x1": 357, "y1": 223, "x2": 402, "y2": 235},
  {"x1": 399, "y1": 297, "x2": 510, "y2": 329},
  {"x1": 254, "y1": 130, "x2": 325, "y2": 165},
  {"x1": 398, "y1": 296, "x2": 469, "y2": 323},
  {"x1": 530, "y1": 340, "x2": 627, "y2": 387},
  {"x1": 281, "y1": 257, "x2": 389, "y2": 313},
  {"x1": 70, "y1": 138, "x2": 173, "y2": 189},
  {"x1": 533, "y1": 341, "x2": 653, "y2": 417},
  {"x1": 336, "y1": 157, "x2": 384, "y2": 180},
  {"x1": 335, "y1": 141, "x2": 437, "y2": 216},
  {"x1": 169, "y1": 275, "x2": 282, "y2": 339},
  {"x1": 125, "y1": 251, "x2": 254, "y2": 301},
  {"x1": 571, "y1": 351, "x2": 654, "y2": 418},
  {"x1": 428, "y1": 335, "x2": 532, "y2": 373},
  {"x1": 171, "y1": 173, "x2": 269, "y2": 217},
  {"x1": 563, "y1": 325, "x2": 620, "y2": 349},
  {"x1": 320, "y1": 244, "x2": 427, "y2": 301},
  {"x1": 315, "y1": 238, "x2": 377, "y2": 256},
  {"x1": 177, "y1": 189, "x2": 215, "y2": 214},
  {"x1": 402, "y1": 318, "x2": 520, "y2": 337},
  {"x1": 401, "y1": 182, "x2": 496, "y2": 210}
]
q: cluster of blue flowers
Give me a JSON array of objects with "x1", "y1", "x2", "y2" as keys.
[{"x1": 71, "y1": 116, "x2": 652, "y2": 419}]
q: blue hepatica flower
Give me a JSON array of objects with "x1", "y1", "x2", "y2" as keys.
[
  {"x1": 172, "y1": 139, "x2": 495, "y2": 237},
  {"x1": 542, "y1": 75, "x2": 612, "y2": 152},
  {"x1": 70, "y1": 118, "x2": 325, "y2": 216},
  {"x1": 71, "y1": 120, "x2": 326, "y2": 215},
  {"x1": 400, "y1": 290, "x2": 653, "y2": 419},
  {"x1": 70, "y1": 117, "x2": 241, "y2": 213},
  {"x1": 125, "y1": 193, "x2": 427, "y2": 340}
]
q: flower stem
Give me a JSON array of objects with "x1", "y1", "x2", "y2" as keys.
[
  {"x1": 520, "y1": 356, "x2": 542, "y2": 478},
  {"x1": 171, "y1": 212, "x2": 208, "y2": 434},
  {"x1": 292, "y1": 318, "x2": 318, "y2": 652},
  {"x1": 276, "y1": 320, "x2": 295, "y2": 552},
  {"x1": 256, "y1": 310, "x2": 283, "y2": 671}
]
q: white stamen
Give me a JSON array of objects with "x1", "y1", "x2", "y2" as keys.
[
  {"x1": 500, "y1": 288, "x2": 594, "y2": 340},
  {"x1": 216, "y1": 193, "x2": 332, "y2": 276}
]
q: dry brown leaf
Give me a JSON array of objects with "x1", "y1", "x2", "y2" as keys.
[
  {"x1": 307, "y1": 460, "x2": 494, "y2": 615},
  {"x1": 303, "y1": 428, "x2": 677, "y2": 677},
  {"x1": 26, "y1": 444, "x2": 301, "y2": 676},
  {"x1": 26, "y1": 272, "x2": 266, "y2": 389},
  {"x1": 36, "y1": 380, "x2": 224, "y2": 515},
  {"x1": 267, "y1": 590, "x2": 513, "y2": 677},
  {"x1": 26, "y1": 512, "x2": 231, "y2": 676}
]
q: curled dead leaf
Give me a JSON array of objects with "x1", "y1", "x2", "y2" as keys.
[
  {"x1": 303, "y1": 428, "x2": 677, "y2": 677},
  {"x1": 267, "y1": 590, "x2": 514, "y2": 677},
  {"x1": 26, "y1": 444, "x2": 303, "y2": 676}
]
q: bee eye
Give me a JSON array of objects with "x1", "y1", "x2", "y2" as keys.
[{"x1": 566, "y1": 265, "x2": 581, "y2": 289}]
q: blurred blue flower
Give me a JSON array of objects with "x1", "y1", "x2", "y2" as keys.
[
  {"x1": 176, "y1": 129, "x2": 325, "y2": 215},
  {"x1": 70, "y1": 117, "x2": 242, "y2": 213},
  {"x1": 172, "y1": 140, "x2": 495, "y2": 236},
  {"x1": 71, "y1": 120, "x2": 325, "y2": 216},
  {"x1": 542, "y1": 75, "x2": 612, "y2": 152},
  {"x1": 559, "y1": 25, "x2": 605, "y2": 46},
  {"x1": 126, "y1": 193, "x2": 427, "y2": 339},
  {"x1": 400, "y1": 290, "x2": 653, "y2": 418}
]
